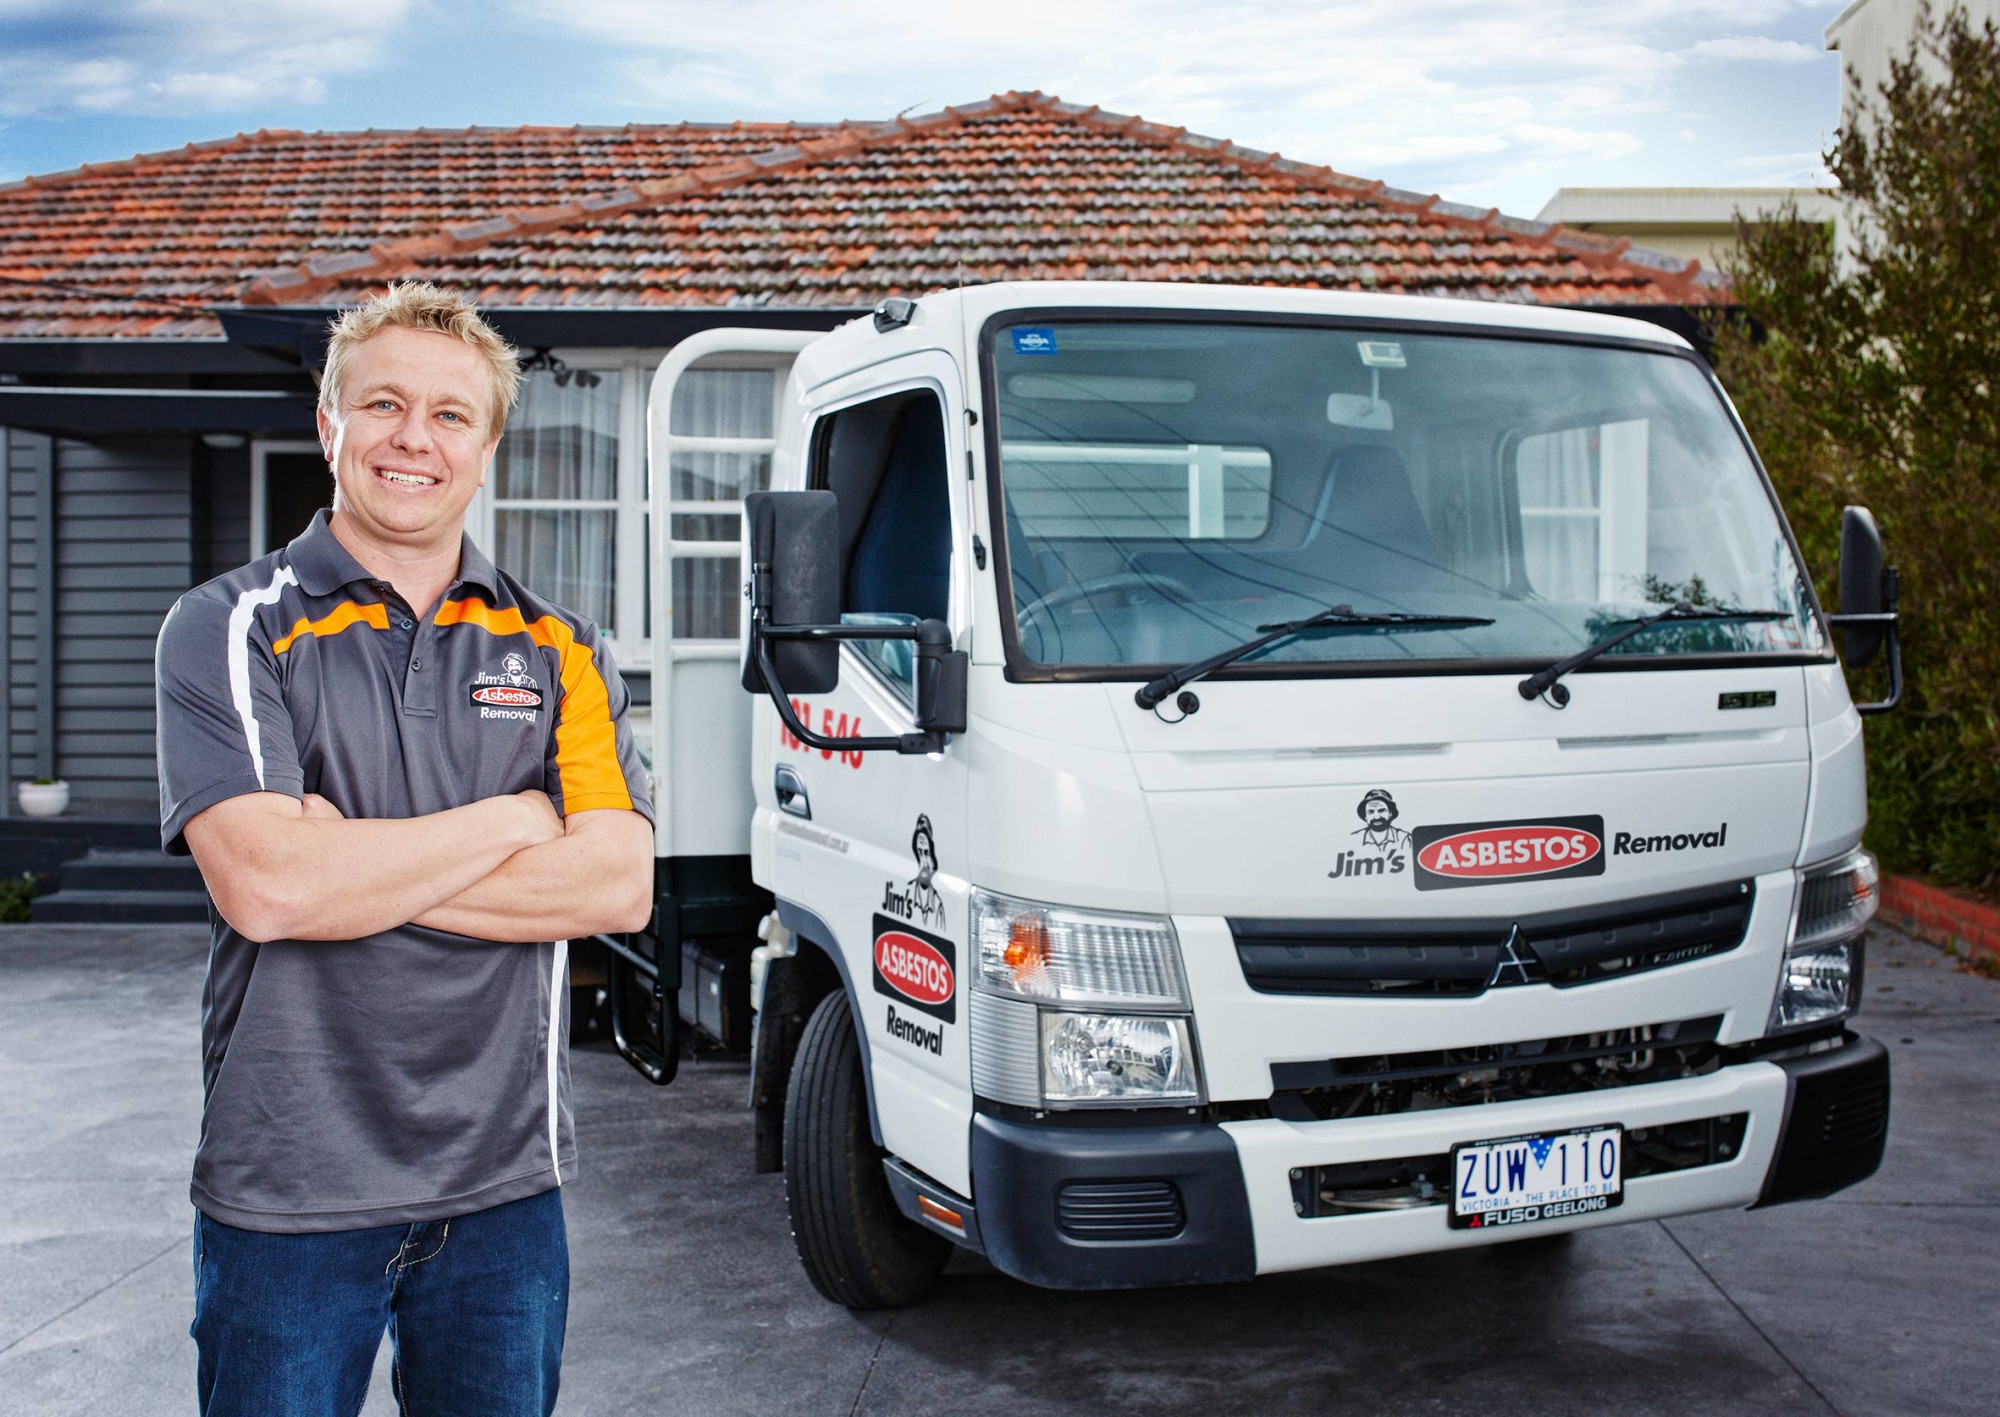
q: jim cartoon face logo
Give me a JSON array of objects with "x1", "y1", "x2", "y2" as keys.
[
  {"x1": 880, "y1": 813, "x2": 946, "y2": 927},
  {"x1": 1328, "y1": 788, "x2": 1412, "y2": 880},
  {"x1": 470, "y1": 649, "x2": 544, "y2": 715}
]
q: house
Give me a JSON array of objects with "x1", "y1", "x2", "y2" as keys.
[
  {"x1": 1533, "y1": 188, "x2": 1841, "y2": 277},
  {"x1": 0, "y1": 91, "x2": 1724, "y2": 843}
]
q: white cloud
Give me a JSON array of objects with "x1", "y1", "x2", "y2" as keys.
[
  {"x1": 0, "y1": 0, "x2": 409, "y2": 117},
  {"x1": 1685, "y1": 36, "x2": 1824, "y2": 63},
  {"x1": 512, "y1": 0, "x2": 1838, "y2": 212}
]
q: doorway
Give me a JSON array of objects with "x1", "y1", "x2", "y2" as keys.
[{"x1": 251, "y1": 441, "x2": 330, "y2": 555}]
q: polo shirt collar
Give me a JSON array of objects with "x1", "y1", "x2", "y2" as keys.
[{"x1": 286, "y1": 510, "x2": 500, "y2": 599}]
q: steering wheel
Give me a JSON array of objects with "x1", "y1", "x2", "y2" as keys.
[{"x1": 1016, "y1": 572, "x2": 1197, "y2": 634}]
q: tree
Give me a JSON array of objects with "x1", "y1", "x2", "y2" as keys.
[{"x1": 1713, "y1": 4, "x2": 2000, "y2": 895}]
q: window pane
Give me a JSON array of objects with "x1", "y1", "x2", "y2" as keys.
[
  {"x1": 669, "y1": 451, "x2": 771, "y2": 506},
  {"x1": 496, "y1": 367, "x2": 621, "y2": 501},
  {"x1": 671, "y1": 512, "x2": 740, "y2": 542},
  {"x1": 496, "y1": 509, "x2": 616, "y2": 628},
  {"x1": 670, "y1": 368, "x2": 774, "y2": 438},
  {"x1": 671, "y1": 557, "x2": 741, "y2": 640}
]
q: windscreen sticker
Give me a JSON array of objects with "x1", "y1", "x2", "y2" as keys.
[
  {"x1": 873, "y1": 913, "x2": 956, "y2": 1024},
  {"x1": 1011, "y1": 327, "x2": 1058, "y2": 356},
  {"x1": 1412, "y1": 816, "x2": 1606, "y2": 891}
]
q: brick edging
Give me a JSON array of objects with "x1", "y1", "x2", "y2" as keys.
[{"x1": 1879, "y1": 873, "x2": 2000, "y2": 964}]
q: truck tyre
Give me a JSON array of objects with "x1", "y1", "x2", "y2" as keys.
[{"x1": 784, "y1": 990, "x2": 949, "y2": 1308}]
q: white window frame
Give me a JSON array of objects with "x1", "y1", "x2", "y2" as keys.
[{"x1": 1515, "y1": 418, "x2": 1650, "y2": 602}]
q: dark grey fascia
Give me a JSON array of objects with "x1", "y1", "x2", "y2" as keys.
[{"x1": 0, "y1": 386, "x2": 317, "y2": 437}]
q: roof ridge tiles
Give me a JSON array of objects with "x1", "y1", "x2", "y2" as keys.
[
  {"x1": 240, "y1": 102, "x2": 981, "y2": 305},
  {"x1": 169, "y1": 88, "x2": 1720, "y2": 312}
]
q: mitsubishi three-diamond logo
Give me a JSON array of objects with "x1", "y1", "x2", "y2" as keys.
[{"x1": 1487, "y1": 925, "x2": 1539, "y2": 989}]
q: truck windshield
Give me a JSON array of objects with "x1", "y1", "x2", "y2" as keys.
[{"x1": 989, "y1": 320, "x2": 1820, "y2": 674}]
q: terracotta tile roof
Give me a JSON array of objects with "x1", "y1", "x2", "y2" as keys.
[{"x1": 0, "y1": 92, "x2": 1723, "y2": 340}]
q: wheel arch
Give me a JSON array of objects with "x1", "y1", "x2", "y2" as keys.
[{"x1": 773, "y1": 901, "x2": 883, "y2": 1148}]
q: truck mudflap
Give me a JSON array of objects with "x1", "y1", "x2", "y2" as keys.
[
  {"x1": 1754, "y1": 1031, "x2": 1891, "y2": 1207},
  {"x1": 968, "y1": 1112, "x2": 1256, "y2": 1290}
]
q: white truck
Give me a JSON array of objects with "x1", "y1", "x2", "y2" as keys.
[{"x1": 596, "y1": 281, "x2": 1901, "y2": 1308}]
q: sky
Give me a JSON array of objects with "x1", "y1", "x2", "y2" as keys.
[{"x1": 0, "y1": 0, "x2": 1850, "y2": 218}]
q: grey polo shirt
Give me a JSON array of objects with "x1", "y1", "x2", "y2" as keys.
[{"x1": 156, "y1": 510, "x2": 652, "y2": 1233}]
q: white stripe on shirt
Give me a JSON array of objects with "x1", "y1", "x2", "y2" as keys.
[
  {"x1": 547, "y1": 938, "x2": 569, "y2": 1183},
  {"x1": 227, "y1": 565, "x2": 298, "y2": 789}
]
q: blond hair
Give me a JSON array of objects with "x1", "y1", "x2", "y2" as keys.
[{"x1": 319, "y1": 281, "x2": 521, "y2": 433}]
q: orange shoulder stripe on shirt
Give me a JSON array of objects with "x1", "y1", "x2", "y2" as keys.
[
  {"x1": 271, "y1": 601, "x2": 390, "y2": 655},
  {"x1": 434, "y1": 597, "x2": 634, "y2": 812}
]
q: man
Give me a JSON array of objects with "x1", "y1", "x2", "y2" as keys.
[{"x1": 156, "y1": 282, "x2": 654, "y2": 1416}]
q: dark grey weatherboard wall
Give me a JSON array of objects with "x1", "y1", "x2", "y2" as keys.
[{"x1": 5, "y1": 427, "x2": 194, "y2": 813}]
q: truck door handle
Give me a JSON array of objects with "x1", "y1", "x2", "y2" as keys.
[{"x1": 775, "y1": 764, "x2": 811, "y2": 819}]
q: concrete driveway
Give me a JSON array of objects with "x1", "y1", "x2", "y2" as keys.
[{"x1": 0, "y1": 924, "x2": 1993, "y2": 1416}]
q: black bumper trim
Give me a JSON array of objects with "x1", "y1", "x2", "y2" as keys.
[
  {"x1": 1754, "y1": 1031, "x2": 1891, "y2": 1207},
  {"x1": 970, "y1": 1113, "x2": 1255, "y2": 1290}
]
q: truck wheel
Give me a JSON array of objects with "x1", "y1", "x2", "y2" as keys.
[{"x1": 784, "y1": 991, "x2": 950, "y2": 1308}]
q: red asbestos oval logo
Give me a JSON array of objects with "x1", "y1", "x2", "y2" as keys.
[
  {"x1": 874, "y1": 931, "x2": 954, "y2": 1007},
  {"x1": 472, "y1": 685, "x2": 543, "y2": 708},
  {"x1": 1417, "y1": 824, "x2": 1602, "y2": 879}
]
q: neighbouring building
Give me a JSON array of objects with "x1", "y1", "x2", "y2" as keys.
[
  {"x1": 1533, "y1": 188, "x2": 1840, "y2": 278},
  {"x1": 0, "y1": 90, "x2": 1724, "y2": 822}
]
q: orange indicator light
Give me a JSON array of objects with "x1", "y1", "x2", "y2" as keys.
[
  {"x1": 1004, "y1": 914, "x2": 1051, "y2": 981},
  {"x1": 917, "y1": 1196, "x2": 964, "y2": 1231}
]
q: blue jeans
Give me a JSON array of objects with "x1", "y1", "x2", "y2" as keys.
[{"x1": 192, "y1": 1188, "x2": 567, "y2": 1417}]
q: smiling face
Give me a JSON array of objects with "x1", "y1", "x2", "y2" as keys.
[{"x1": 318, "y1": 325, "x2": 500, "y2": 555}]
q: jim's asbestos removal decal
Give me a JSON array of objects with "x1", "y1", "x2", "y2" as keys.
[
  {"x1": 872, "y1": 913, "x2": 956, "y2": 1034},
  {"x1": 1410, "y1": 815, "x2": 1606, "y2": 892}
]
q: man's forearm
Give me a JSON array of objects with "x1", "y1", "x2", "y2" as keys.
[
  {"x1": 187, "y1": 792, "x2": 556, "y2": 943},
  {"x1": 413, "y1": 809, "x2": 654, "y2": 942}
]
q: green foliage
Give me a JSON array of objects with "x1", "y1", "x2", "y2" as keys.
[
  {"x1": 0, "y1": 872, "x2": 44, "y2": 924},
  {"x1": 1712, "y1": 5, "x2": 2000, "y2": 894}
]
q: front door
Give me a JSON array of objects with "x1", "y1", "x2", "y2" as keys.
[{"x1": 768, "y1": 355, "x2": 975, "y2": 1194}]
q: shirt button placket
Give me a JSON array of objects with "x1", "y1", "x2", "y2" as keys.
[{"x1": 403, "y1": 616, "x2": 438, "y2": 717}]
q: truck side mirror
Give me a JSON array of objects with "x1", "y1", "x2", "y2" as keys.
[
  {"x1": 1826, "y1": 504, "x2": 1903, "y2": 714},
  {"x1": 742, "y1": 491, "x2": 968, "y2": 754},
  {"x1": 912, "y1": 618, "x2": 968, "y2": 736},
  {"x1": 1836, "y1": 506, "x2": 1887, "y2": 669},
  {"x1": 742, "y1": 490, "x2": 840, "y2": 695}
]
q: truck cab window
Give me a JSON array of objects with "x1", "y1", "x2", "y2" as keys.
[{"x1": 813, "y1": 390, "x2": 952, "y2": 696}]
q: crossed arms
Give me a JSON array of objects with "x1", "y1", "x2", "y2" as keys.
[{"x1": 185, "y1": 790, "x2": 654, "y2": 945}]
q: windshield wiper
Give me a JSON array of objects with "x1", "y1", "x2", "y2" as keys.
[
  {"x1": 1517, "y1": 602, "x2": 1794, "y2": 705},
  {"x1": 1135, "y1": 605, "x2": 1495, "y2": 710}
]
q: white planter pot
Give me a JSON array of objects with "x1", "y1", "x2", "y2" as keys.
[{"x1": 16, "y1": 781, "x2": 69, "y2": 818}]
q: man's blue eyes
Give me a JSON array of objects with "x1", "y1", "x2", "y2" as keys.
[{"x1": 368, "y1": 400, "x2": 468, "y2": 422}]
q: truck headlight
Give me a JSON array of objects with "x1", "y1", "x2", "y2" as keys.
[
  {"x1": 1772, "y1": 849, "x2": 1877, "y2": 1031},
  {"x1": 1042, "y1": 1013, "x2": 1201, "y2": 1104},
  {"x1": 970, "y1": 890, "x2": 1204, "y2": 1108}
]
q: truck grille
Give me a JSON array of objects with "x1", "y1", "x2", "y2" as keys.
[
  {"x1": 1055, "y1": 1180, "x2": 1186, "y2": 1241},
  {"x1": 1270, "y1": 1015, "x2": 1725, "y2": 1119},
  {"x1": 1231, "y1": 882, "x2": 1752, "y2": 998}
]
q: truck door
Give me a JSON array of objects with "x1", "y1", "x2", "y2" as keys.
[{"x1": 767, "y1": 356, "x2": 975, "y2": 1195}]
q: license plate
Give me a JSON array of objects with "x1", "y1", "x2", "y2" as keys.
[{"x1": 1449, "y1": 1125, "x2": 1623, "y2": 1230}]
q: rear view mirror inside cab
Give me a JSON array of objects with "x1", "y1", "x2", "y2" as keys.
[
  {"x1": 1327, "y1": 337, "x2": 1404, "y2": 429},
  {"x1": 1326, "y1": 393, "x2": 1393, "y2": 430}
]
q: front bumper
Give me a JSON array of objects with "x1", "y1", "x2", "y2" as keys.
[{"x1": 943, "y1": 1033, "x2": 1887, "y2": 1290}]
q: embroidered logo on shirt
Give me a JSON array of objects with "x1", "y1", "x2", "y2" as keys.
[{"x1": 471, "y1": 654, "x2": 544, "y2": 719}]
